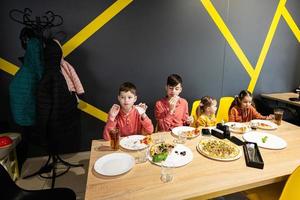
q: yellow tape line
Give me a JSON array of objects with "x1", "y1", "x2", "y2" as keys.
[
  {"x1": 0, "y1": 58, "x2": 19, "y2": 75},
  {"x1": 78, "y1": 99, "x2": 108, "y2": 122},
  {"x1": 201, "y1": 0, "x2": 290, "y2": 93},
  {"x1": 201, "y1": 0, "x2": 255, "y2": 77},
  {"x1": 62, "y1": 0, "x2": 133, "y2": 57},
  {"x1": 247, "y1": 0, "x2": 287, "y2": 92},
  {"x1": 282, "y1": 6, "x2": 300, "y2": 43}
]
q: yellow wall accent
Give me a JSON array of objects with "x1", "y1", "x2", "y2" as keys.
[
  {"x1": 201, "y1": 0, "x2": 255, "y2": 77},
  {"x1": 0, "y1": 0, "x2": 134, "y2": 123},
  {"x1": 1, "y1": 0, "x2": 300, "y2": 123},
  {"x1": 78, "y1": 100, "x2": 108, "y2": 122},
  {"x1": 201, "y1": 0, "x2": 293, "y2": 93},
  {"x1": 282, "y1": 7, "x2": 300, "y2": 43},
  {"x1": 0, "y1": 58, "x2": 19, "y2": 76},
  {"x1": 62, "y1": 0, "x2": 133, "y2": 57}
]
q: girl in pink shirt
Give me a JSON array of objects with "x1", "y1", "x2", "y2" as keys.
[
  {"x1": 155, "y1": 74, "x2": 193, "y2": 131},
  {"x1": 103, "y1": 82, "x2": 154, "y2": 140}
]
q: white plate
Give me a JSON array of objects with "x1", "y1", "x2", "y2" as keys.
[
  {"x1": 243, "y1": 131, "x2": 287, "y2": 149},
  {"x1": 94, "y1": 153, "x2": 135, "y2": 176},
  {"x1": 225, "y1": 122, "x2": 251, "y2": 134},
  {"x1": 120, "y1": 135, "x2": 148, "y2": 150},
  {"x1": 250, "y1": 119, "x2": 278, "y2": 130},
  {"x1": 196, "y1": 138, "x2": 242, "y2": 161},
  {"x1": 148, "y1": 144, "x2": 193, "y2": 167},
  {"x1": 172, "y1": 126, "x2": 199, "y2": 138}
]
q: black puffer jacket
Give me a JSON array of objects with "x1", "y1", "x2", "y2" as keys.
[{"x1": 36, "y1": 39, "x2": 80, "y2": 153}]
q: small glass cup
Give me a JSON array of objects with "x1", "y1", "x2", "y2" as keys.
[
  {"x1": 250, "y1": 121, "x2": 258, "y2": 130},
  {"x1": 160, "y1": 161, "x2": 173, "y2": 183},
  {"x1": 154, "y1": 133, "x2": 165, "y2": 144},
  {"x1": 174, "y1": 131, "x2": 187, "y2": 144},
  {"x1": 274, "y1": 108, "x2": 284, "y2": 125},
  {"x1": 109, "y1": 128, "x2": 120, "y2": 150},
  {"x1": 135, "y1": 148, "x2": 149, "y2": 164}
]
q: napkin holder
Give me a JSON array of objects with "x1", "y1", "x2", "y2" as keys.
[
  {"x1": 211, "y1": 128, "x2": 225, "y2": 139},
  {"x1": 216, "y1": 123, "x2": 230, "y2": 138},
  {"x1": 243, "y1": 142, "x2": 264, "y2": 169}
]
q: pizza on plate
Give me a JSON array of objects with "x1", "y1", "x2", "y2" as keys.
[
  {"x1": 229, "y1": 123, "x2": 250, "y2": 133},
  {"x1": 182, "y1": 128, "x2": 200, "y2": 138},
  {"x1": 150, "y1": 143, "x2": 174, "y2": 163},
  {"x1": 257, "y1": 122, "x2": 273, "y2": 130},
  {"x1": 198, "y1": 139, "x2": 240, "y2": 160},
  {"x1": 140, "y1": 135, "x2": 152, "y2": 145}
]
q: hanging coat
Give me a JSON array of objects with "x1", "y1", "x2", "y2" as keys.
[
  {"x1": 36, "y1": 39, "x2": 80, "y2": 153},
  {"x1": 9, "y1": 38, "x2": 43, "y2": 126}
]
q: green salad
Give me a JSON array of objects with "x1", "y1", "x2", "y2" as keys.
[{"x1": 261, "y1": 136, "x2": 268, "y2": 143}]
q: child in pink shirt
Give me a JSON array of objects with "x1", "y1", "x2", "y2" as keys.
[
  {"x1": 103, "y1": 82, "x2": 154, "y2": 140},
  {"x1": 155, "y1": 74, "x2": 193, "y2": 132}
]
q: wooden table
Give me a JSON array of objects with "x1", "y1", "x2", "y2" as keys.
[
  {"x1": 85, "y1": 122, "x2": 300, "y2": 200},
  {"x1": 261, "y1": 92, "x2": 300, "y2": 107}
]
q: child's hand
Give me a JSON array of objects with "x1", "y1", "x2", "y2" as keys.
[
  {"x1": 267, "y1": 114, "x2": 274, "y2": 120},
  {"x1": 109, "y1": 104, "x2": 120, "y2": 121},
  {"x1": 169, "y1": 96, "x2": 179, "y2": 114},
  {"x1": 136, "y1": 103, "x2": 147, "y2": 115},
  {"x1": 186, "y1": 115, "x2": 194, "y2": 125}
]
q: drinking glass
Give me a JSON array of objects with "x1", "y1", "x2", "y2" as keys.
[
  {"x1": 160, "y1": 161, "x2": 174, "y2": 183},
  {"x1": 274, "y1": 108, "x2": 284, "y2": 125}
]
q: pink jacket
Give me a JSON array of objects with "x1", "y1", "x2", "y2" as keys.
[{"x1": 60, "y1": 59, "x2": 84, "y2": 94}]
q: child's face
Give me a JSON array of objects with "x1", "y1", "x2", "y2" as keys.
[
  {"x1": 205, "y1": 100, "x2": 217, "y2": 115},
  {"x1": 118, "y1": 91, "x2": 137, "y2": 111},
  {"x1": 210, "y1": 100, "x2": 218, "y2": 114},
  {"x1": 240, "y1": 95, "x2": 252, "y2": 109},
  {"x1": 166, "y1": 83, "x2": 182, "y2": 98}
]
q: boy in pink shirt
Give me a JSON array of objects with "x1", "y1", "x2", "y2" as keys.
[
  {"x1": 155, "y1": 74, "x2": 193, "y2": 132},
  {"x1": 103, "y1": 82, "x2": 154, "y2": 140}
]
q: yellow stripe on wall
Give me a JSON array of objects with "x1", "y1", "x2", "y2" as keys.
[
  {"x1": 0, "y1": 58, "x2": 19, "y2": 75},
  {"x1": 282, "y1": 7, "x2": 300, "y2": 43},
  {"x1": 78, "y1": 100, "x2": 108, "y2": 122},
  {"x1": 62, "y1": 0, "x2": 133, "y2": 57},
  {"x1": 247, "y1": 0, "x2": 287, "y2": 93},
  {"x1": 201, "y1": 0, "x2": 255, "y2": 77}
]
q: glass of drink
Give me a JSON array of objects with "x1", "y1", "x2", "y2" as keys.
[
  {"x1": 109, "y1": 128, "x2": 120, "y2": 150},
  {"x1": 174, "y1": 131, "x2": 187, "y2": 144},
  {"x1": 274, "y1": 108, "x2": 284, "y2": 125},
  {"x1": 160, "y1": 161, "x2": 174, "y2": 183},
  {"x1": 135, "y1": 147, "x2": 149, "y2": 164}
]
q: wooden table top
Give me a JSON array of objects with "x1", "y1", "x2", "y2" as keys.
[
  {"x1": 261, "y1": 92, "x2": 300, "y2": 107},
  {"x1": 85, "y1": 122, "x2": 300, "y2": 200}
]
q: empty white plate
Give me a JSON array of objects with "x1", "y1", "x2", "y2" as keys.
[
  {"x1": 120, "y1": 135, "x2": 148, "y2": 151},
  {"x1": 243, "y1": 131, "x2": 287, "y2": 150},
  {"x1": 94, "y1": 153, "x2": 135, "y2": 176}
]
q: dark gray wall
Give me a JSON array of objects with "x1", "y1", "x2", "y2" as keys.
[{"x1": 1, "y1": 0, "x2": 300, "y2": 155}]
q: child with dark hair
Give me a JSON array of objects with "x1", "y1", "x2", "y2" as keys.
[
  {"x1": 193, "y1": 96, "x2": 218, "y2": 127},
  {"x1": 103, "y1": 82, "x2": 154, "y2": 140},
  {"x1": 228, "y1": 90, "x2": 273, "y2": 122},
  {"x1": 155, "y1": 74, "x2": 193, "y2": 131}
]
